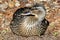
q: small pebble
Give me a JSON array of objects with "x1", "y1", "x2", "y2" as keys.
[
  {"x1": 25, "y1": 3, "x2": 33, "y2": 7},
  {"x1": 8, "y1": 1, "x2": 15, "y2": 8},
  {"x1": 15, "y1": 1, "x2": 20, "y2": 7},
  {"x1": 0, "y1": 2, "x2": 8, "y2": 11}
]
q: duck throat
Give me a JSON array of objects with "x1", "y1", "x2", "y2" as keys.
[{"x1": 22, "y1": 17, "x2": 38, "y2": 29}]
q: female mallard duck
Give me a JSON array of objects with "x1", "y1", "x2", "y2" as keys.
[{"x1": 10, "y1": 3, "x2": 49, "y2": 37}]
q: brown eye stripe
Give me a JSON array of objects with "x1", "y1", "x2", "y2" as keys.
[
  {"x1": 31, "y1": 7, "x2": 38, "y2": 10},
  {"x1": 32, "y1": 10, "x2": 42, "y2": 13}
]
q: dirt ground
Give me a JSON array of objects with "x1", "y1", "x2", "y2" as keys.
[{"x1": 0, "y1": 0, "x2": 60, "y2": 40}]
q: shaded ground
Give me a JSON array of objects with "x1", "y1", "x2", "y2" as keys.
[
  {"x1": 0, "y1": 0, "x2": 60, "y2": 40},
  {"x1": 0, "y1": 32, "x2": 57, "y2": 40}
]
